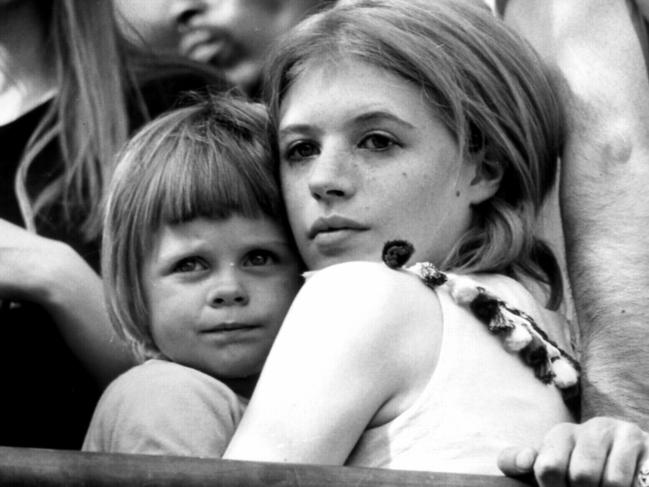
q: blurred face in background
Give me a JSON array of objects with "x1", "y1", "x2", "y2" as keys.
[
  {"x1": 113, "y1": 0, "x2": 181, "y2": 55},
  {"x1": 113, "y1": 0, "x2": 330, "y2": 94}
]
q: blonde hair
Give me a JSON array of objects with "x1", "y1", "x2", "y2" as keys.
[
  {"x1": 264, "y1": 0, "x2": 565, "y2": 308},
  {"x1": 17, "y1": 0, "x2": 224, "y2": 241},
  {"x1": 103, "y1": 94, "x2": 288, "y2": 361}
]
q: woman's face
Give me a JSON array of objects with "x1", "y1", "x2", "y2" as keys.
[
  {"x1": 177, "y1": 0, "x2": 321, "y2": 92},
  {"x1": 278, "y1": 59, "x2": 482, "y2": 270},
  {"x1": 113, "y1": 0, "x2": 324, "y2": 93}
]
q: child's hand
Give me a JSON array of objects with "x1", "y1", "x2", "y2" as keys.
[{"x1": 498, "y1": 417, "x2": 648, "y2": 487}]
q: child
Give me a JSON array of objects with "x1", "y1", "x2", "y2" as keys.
[
  {"x1": 82, "y1": 94, "x2": 303, "y2": 457},
  {"x1": 223, "y1": 0, "x2": 649, "y2": 483}
]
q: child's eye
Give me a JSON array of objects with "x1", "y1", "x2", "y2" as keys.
[
  {"x1": 243, "y1": 250, "x2": 277, "y2": 267},
  {"x1": 284, "y1": 141, "x2": 319, "y2": 162},
  {"x1": 359, "y1": 133, "x2": 398, "y2": 151},
  {"x1": 172, "y1": 257, "x2": 208, "y2": 273}
]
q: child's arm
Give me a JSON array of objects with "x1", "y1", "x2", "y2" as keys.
[
  {"x1": 224, "y1": 261, "x2": 442, "y2": 464},
  {"x1": 504, "y1": 0, "x2": 649, "y2": 428}
]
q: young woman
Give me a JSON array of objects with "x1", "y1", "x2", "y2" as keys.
[{"x1": 222, "y1": 1, "x2": 649, "y2": 485}]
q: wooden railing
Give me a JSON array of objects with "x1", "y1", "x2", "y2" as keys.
[{"x1": 0, "y1": 447, "x2": 535, "y2": 486}]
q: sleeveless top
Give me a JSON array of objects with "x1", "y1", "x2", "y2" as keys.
[{"x1": 346, "y1": 273, "x2": 575, "y2": 475}]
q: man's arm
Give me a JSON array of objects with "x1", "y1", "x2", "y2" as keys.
[{"x1": 503, "y1": 0, "x2": 649, "y2": 427}]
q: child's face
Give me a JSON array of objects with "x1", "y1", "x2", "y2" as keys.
[
  {"x1": 143, "y1": 215, "x2": 302, "y2": 379},
  {"x1": 278, "y1": 58, "x2": 484, "y2": 270}
]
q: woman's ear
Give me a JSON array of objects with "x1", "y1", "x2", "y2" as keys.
[{"x1": 466, "y1": 150, "x2": 504, "y2": 205}]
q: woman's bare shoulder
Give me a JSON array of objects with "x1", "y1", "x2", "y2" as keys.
[
  {"x1": 303, "y1": 261, "x2": 433, "y2": 296},
  {"x1": 288, "y1": 261, "x2": 442, "y2": 350}
]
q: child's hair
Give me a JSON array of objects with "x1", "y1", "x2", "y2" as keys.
[
  {"x1": 102, "y1": 93, "x2": 287, "y2": 361},
  {"x1": 263, "y1": 0, "x2": 565, "y2": 308}
]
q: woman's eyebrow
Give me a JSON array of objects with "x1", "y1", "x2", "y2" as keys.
[
  {"x1": 352, "y1": 111, "x2": 416, "y2": 129},
  {"x1": 279, "y1": 111, "x2": 415, "y2": 137}
]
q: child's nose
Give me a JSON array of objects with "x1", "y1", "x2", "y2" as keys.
[{"x1": 207, "y1": 270, "x2": 249, "y2": 307}]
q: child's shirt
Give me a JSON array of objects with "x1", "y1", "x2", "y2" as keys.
[
  {"x1": 345, "y1": 273, "x2": 575, "y2": 475},
  {"x1": 82, "y1": 359, "x2": 246, "y2": 457}
]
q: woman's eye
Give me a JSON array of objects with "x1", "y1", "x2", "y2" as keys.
[
  {"x1": 359, "y1": 133, "x2": 397, "y2": 151},
  {"x1": 172, "y1": 257, "x2": 207, "y2": 273},
  {"x1": 284, "y1": 141, "x2": 319, "y2": 162},
  {"x1": 243, "y1": 250, "x2": 277, "y2": 267}
]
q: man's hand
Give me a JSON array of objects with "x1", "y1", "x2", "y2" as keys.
[{"x1": 498, "y1": 418, "x2": 647, "y2": 487}]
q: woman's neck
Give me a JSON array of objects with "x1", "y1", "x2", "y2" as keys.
[{"x1": 0, "y1": 1, "x2": 56, "y2": 125}]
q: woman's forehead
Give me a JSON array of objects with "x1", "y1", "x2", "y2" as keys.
[{"x1": 279, "y1": 59, "x2": 431, "y2": 125}]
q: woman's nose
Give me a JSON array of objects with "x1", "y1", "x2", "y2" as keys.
[
  {"x1": 206, "y1": 269, "x2": 249, "y2": 307},
  {"x1": 171, "y1": 0, "x2": 207, "y2": 30},
  {"x1": 307, "y1": 149, "x2": 355, "y2": 202}
]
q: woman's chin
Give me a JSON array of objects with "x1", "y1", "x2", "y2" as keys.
[{"x1": 305, "y1": 250, "x2": 383, "y2": 271}]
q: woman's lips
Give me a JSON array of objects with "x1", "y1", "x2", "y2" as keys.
[
  {"x1": 180, "y1": 31, "x2": 234, "y2": 66},
  {"x1": 312, "y1": 228, "x2": 367, "y2": 248},
  {"x1": 307, "y1": 216, "x2": 369, "y2": 253},
  {"x1": 308, "y1": 215, "x2": 368, "y2": 240},
  {"x1": 201, "y1": 322, "x2": 259, "y2": 333},
  {"x1": 188, "y1": 41, "x2": 232, "y2": 65}
]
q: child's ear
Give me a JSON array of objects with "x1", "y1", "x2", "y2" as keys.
[{"x1": 466, "y1": 149, "x2": 504, "y2": 205}]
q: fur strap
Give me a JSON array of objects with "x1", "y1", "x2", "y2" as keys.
[{"x1": 382, "y1": 240, "x2": 580, "y2": 404}]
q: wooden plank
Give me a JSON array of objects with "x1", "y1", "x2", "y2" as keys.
[{"x1": 0, "y1": 447, "x2": 535, "y2": 486}]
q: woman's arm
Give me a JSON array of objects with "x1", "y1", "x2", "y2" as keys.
[
  {"x1": 0, "y1": 218, "x2": 134, "y2": 385},
  {"x1": 224, "y1": 262, "x2": 442, "y2": 464}
]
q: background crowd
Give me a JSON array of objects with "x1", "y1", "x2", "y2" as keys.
[{"x1": 1, "y1": 0, "x2": 648, "y2": 486}]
